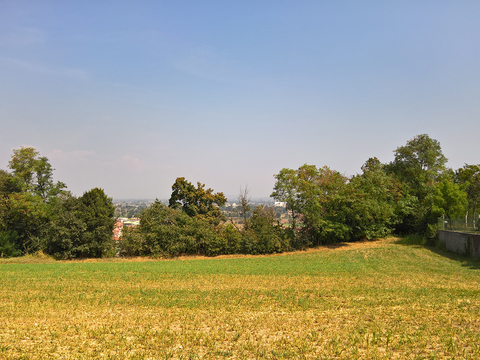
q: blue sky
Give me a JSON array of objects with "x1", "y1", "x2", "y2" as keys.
[{"x1": 1, "y1": 1, "x2": 479, "y2": 199}]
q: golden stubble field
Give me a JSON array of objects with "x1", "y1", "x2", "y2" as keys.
[{"x1": 1, "y1": 238, "x2": 480, "y2": 359}]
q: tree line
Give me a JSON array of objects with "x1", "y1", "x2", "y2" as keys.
[
  {"x1": 1, "y1": 134, "x2": 479, "y2": 259},
  {"x1": 123, "y1": 134, "x2": 479, "y2": 257}
]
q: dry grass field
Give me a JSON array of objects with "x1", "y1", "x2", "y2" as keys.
[{"x1": 1, "y1": 238, "x2": 480, "y2": 359}]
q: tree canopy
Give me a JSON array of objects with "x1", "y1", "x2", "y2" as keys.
[
  {"x1": 1, "y1": 134, "x2": 477, "y2": 259},
  {"x1": 385, "y1": 134, "x2": 449, "y2": 235},
  {"x1": 455, "y1": 164, "x2": 480, "y2": 227},
  {"x1": 169, "y1": 177, "x2": 227, "y2": 225},
  {"x1": 0, "y1": 147, "x2": 115, "y2": 258},
  {"x1": 8, "y1": 147, "x2": 66, "y2": 202}
]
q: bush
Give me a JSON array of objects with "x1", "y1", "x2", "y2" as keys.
[
  {"x1": 45, "y1": 189, "x2": 115, "y2": 259},
  {"x1": 120, "y1": 226, "x2": 145, "y2": 256},
  {"x1": 133, "y1": 201, "x2": 225, "y2": 257},
  {"x1": 0, "y1": 231, "x2": 21, "y2": 258},
  {"x1": 241, "y1": 206, "x2": 289, "y2": 254},
  {"x1": 220, "y1": 224, "x2": 242, "y2": 254}
]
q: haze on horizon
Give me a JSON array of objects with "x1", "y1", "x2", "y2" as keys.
[{"x1": 1, "y1": 1, "x2": 479, "y2": 200}]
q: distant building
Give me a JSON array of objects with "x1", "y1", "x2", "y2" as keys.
[
  {"x1": 113, "y1": 217, "x2": 140, "y2": 241},
  {"x1": 113, "y1": 220, "x2": 123, "y2": 241}
]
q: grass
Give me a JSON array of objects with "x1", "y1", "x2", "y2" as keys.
[{"x1": 1, "y1": 238, "x2": 480, "y2": 359}]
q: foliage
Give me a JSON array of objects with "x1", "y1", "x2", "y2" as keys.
[
  {"x1": 455, "y1": 164, "x2": 480, "y2": 227},
  {"x1": 124, "y1": 200, "x2": 292, "y2": 257},
  {"x1": 169, "y1": 177, "x2": 227, "y2": 225},
  {"x1": 131, "y1": 200, "x2": 225, "y2": 257},
  {"x1": 2, "y1": 193, "x2": 51, "y2": 254},
  {"x1": 46, "y1": 194, "x2": 87, "y2": 259},
  {"x1": 386, "y1": 134, "x2": 447, "y2": 192},
  {"x1": 433, "y1": 179, "x2": 468, "y2": 230},
  {"x1": 120, "y1": 225, "x2": 146, "y2": 256},
  {"x1": 396, "y1": 233, "x2": 428, "y2": 246},
  {"x1": 45, "y1": 189, "x2": 116, "y2": 259},
  {"x1": 272, "y1": 162, "x2": 399, "y2": 245},
  {"x1": 271, "y1": 168, "x2": 301, "y2": 229},
  {"x1": 0, "y1": 148, "x2": 113, "y2": 258},
  {"x1": 295, "y1": 165, "x2": 350, "y2": 245},
  {"x1": 0, "y1": 147, "x2": 68, "y2": 255},
  {"x1": 0, "y1": 231, "x2": 21, "y2": 258},
  {"x1": 77, "y1": 188, "x2": 116, "y2": 258},
  {"x1": 344, "y1": 158, "x2": 402, "y2": 240},
  {"x1": 8, "y1": 147, "x2": 66, "y2": 202},
  {"x1": 242, "y1": 205, "x2": 288, "y2": 254},
  {"x1": 0, "y1": 134, "x2": 473, "y2": 259},
  {"x1": 219, "y1": 223, "x2": 242, "y2": 254},
  {"x1": 0, "y1": 169, "x2": 20, "y2": 197},
  {"x1": 386, "y1": 134, "x2": 449, "y2": 235}
]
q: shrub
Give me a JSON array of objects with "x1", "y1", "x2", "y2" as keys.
[{"x1": 0, "y1": 231, "x2": 21, "y2": 258}]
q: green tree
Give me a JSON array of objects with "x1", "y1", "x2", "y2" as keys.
[
  {"x1": 0, "y1": 170, "x2": 20, "y2": 237},
  {"x1": 0, "y1": 169, "x2": 20, "y2": 197},
  {"x1": 271, "y1": 168, "x2": 301, "y2": 231},
  {"x1": 8, "y1": 147, "x2": 66, "y2": 202},
  {"x1": 455, "y1": 164, "x2": 480, "y2": 228},
  {"x1": 296, "y1": 165, "x2": 349, "y2": 245},
  {"x1": 76, "y1": 188, "x2": 116, "y2": 258},
  {"x1": 243, "y1": 205, "x2": 287, "y2": 254},
  {"x1": 345, "y1": 158, "x2": 402, "y2": 240},
  {"x1": 131, "y1": 200, "x2": 224, "y2": 257},
  {"x1": 433, "y1": 179, "x2": 468, "y2": 230},
  {"x1": 0, "y1": 170, "x2": 22, "y2": 258},
  {"x1": 387, "y1": 134, "x2": 447, "y2": 193},
  {"x1": 46, "y1": 193, "x2": 86, "y2": 259},
  {"x1": 3, "y1": 193, "x2": 51, "y2": 253},
  {"x1": 1, "y1": 168, "x2": 48, "y2": 254},
  {"x1": 169, "y1": 177, "x2": 227, "y2": 225},
  {"x1": 272, "y1": 164, "x2": 350, "y2": 246},
  {"x1": 0, "y1": 147, "x2": 67, "y2": 255},
  {"x1": 0, "y1": 231, "x2": 21, "y2": 258},
  {"x1": 386, "y1": 134, "x2": 448, "y2": 235},
  {"x1": 44, "y1": 189, "x2": 116, "y2": 259}
]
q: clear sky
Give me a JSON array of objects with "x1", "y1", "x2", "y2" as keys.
[{"x1": 1, "y1": 1, "x2": 479, "y2": 200}]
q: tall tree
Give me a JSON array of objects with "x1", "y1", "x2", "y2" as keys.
[
  {"x1": 243, "y1": 205, "x2": 286, "y2": 254},
  {"x1": 8, "y1": 147, "x2": 39, "y2": 191},
  {"x1": 0, "y1": 169, "x2": 20, "y2": 197},
  {"x1": 1, "y1": 148, "x2": 67, "y2": 254},
  {"x1": 455, "y1": 164, "x2": 480, "y2": 228},
  {"x1": 0, "y1": 170, "x2": 20, "y2": 235},
  {"x1": 272, "y1": 164, "x2": 350, "y2": 246},
  {"x1": 433, "y1": 179, "x2": 468, "y2": 230},
  {"x1": 271, "y1": 168, "x2": 301, "y2": 231},
  {"x1": 386, "y1": 134, "x2": 448, "y2": 235},
  {"x1": 8, "y1": 147, "x2": 66, "y2": 202},
  {"x1": 345, "y1": 158, "x2": 402, "y2": 240},
  {"x1": 386, "y1": 134, "x2": 447, "y2": 199},
  {"x1": 76, "y1": 188, "x2": 116, "y2": 258},
  {"x1": 46, "y1": 193, "x2": 86, "y2": 259},
  {"x1": 3, "y1": 192, "x2": 51, "y2": 253},
  {"x1": 169, "y1": 177, "x2": 226, "y2": 225},
  {"x1": 45, "y1": 189, "x2": 116, "y2": 259},
  {"x1": 237, "y1": 185, "x2": 251, "y2": 230}
]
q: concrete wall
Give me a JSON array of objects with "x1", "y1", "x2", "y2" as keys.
[{"x1": 437, "y1": 230, "x2": 480, "y2": 258}]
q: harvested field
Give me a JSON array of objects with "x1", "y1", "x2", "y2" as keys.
[{"x1": 1, "y1": 238, "x2": 480, "y2": 359}]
